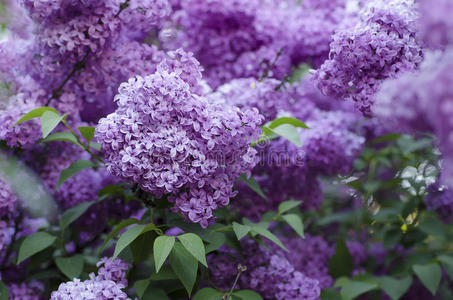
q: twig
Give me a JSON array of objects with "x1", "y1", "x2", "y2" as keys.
[
  {"x1": 258, "y1": 48, "x2": 284, "y2": 82},
  {"x1": 224, "y1": 264, "x2": 247, "y2": 300}
]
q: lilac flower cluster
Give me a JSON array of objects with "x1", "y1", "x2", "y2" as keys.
[
  {"x1": 419, "y1": 0, "x2": 453, "y2": 50},
  {"x1": 374, "y1": 49, "x2": 453, "y2": 189},
  {"x1": 96, "y1": 52, "x2": 263, "y2": 227},
  {"x1": 162, "y1": 0, "x2": 348, "y2": 88},
  {"x1": 51, "y1": 257, "x2": 131, "y2": 300},
  {"x1": 7, "y1": 281, "x2": 44, "y2": 300},
  {"x1": 312, "y1": 0, "x2": 423, "y2": 116},
  {"x1": 208, "y1": 238, "x2": 321, "y2": 300},
  {"x1": 208, "y1": 78, "x2": 292, "y2": 121},
  {"x1": 283, "y1": 235, "x2": 334, "y2": 289},
  {"x1": 288, "y1": 0, "x2": 349, "y2": 67}
]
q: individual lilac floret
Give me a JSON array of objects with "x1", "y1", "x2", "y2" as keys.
[
  {"x1": 0, "y1": 176, "x2": 18, "y2": 217},
  {"x1": 50, "y1": 275, "x2": 130, "y2": 300},
  {"x1": 96, "y1": 52, "x2": 263, "y2": 227},
  {"x1": 208, "y1": 238, "x2": 321, "y2": 300},
  {"x1": 96, "y1": 257, "x2": 131, "y2": 287},
  {"x1": 312, "y1": 0, "x2": 423, "y2": 116},
  {"x1": 419, "y1": 0, "x2": 453, "y2": 50},
  {"x1": 8, "y1": 281, "x2": 44, "y2": 300}
]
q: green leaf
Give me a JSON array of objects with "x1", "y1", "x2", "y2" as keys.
[
  {"x1": 232, "y1": 222, "x2": 252, "y2": 240},
  {"x1": 149, "y1": 268, "x2": 177, "y2": 281},
  {"x1": 383, "y1": 228, "x2": 402, "y2": 248},
  {"x1": 154, "y1": 235, "x2": 176, "y2": 273},
  {"x1": 437, "y1": 255, "x2": 453, "y2": 280},
  {"x1": 193, "y1": 288, "x2": 224, "y2": 300},
  {"x1": 233, "y1": 290, "x2": 263, "y2": 300},
  {"x1": 278, "y1": 200, "x2": 301, "y2": 214},
  {"x1": 282, "y1": 214, "x2": 304, "y2": 238},
  {"x1": 78, "y1": 126, "x2": 95, "y2": 143},
  {"x1": 55, "y1": 255, "x2": 84, "y2": 280},
  {"x1": 328, "y1": 239, "x2": 353, "y2": 278},
  {"x1": 131, "y1": 231, "x2": 156, "y2": 263},
  {"x1": 60, "y1": 201, "x2": 96, "y2": 232},
  {"x1": 378, "y1": 276, "x2": 412, "y2": 300},
  {"x1": 178, "y1": 233, "x2": 208, "y2": 267},
  {"x1": 142, "y1": 288, "x2": 170, "y2": 300},
  {"x1": 14, "y1": 107, "x2": 59, "y2": 125},
  {"x1": 320, "y1": 288, "x2": 341, "y2": 300},
  {"x1": 412, "y1": 263, "x2": 442, "y2": 295},
  {"x1": 418, "y1": 214, "x2": 445, "y2": 238},
  {"x1": 133, "y1": 279, "x2": 150, "y2": 299},
  {"x1": 339, "y1": 279, "x2": 378, "y2": 300},
  {"x1": 102, "y1": 219, "x2": 140, "y2": 251},
  {"x1": 113, "y1": 225, "x2": 146, "y2": 258},
  {"x1": 238, "y1": 174, "x2": 267, "y2": 200},
  {"x1": 267, "y1": 117, "x2": 309, "y2": 129},
  {"x1": 90, "y1": 142, "x2": 102, "y2": 151},
  {"x1": 169, "y1": 242, "x2": 198, "y2": 296},
  {"x1": 40, "y1": 111, "x2": 66, "y2": 138},
  {"x1": 41, "y1": 131, "x2": 82, "y2": 147},
  {"x1": 56, "y1": 160, "x2": 96, "y2": 190},
  {"x1": 251, "y1": 226, "x2": 288, "y2": 252},
  {"x1": 264, "y1": 124, "x2": 302, "y2": 146},
  {"x1": 0, "y1": 281, "x2": 9, "y2": 300},
  {"x1": 17, "y1": 232, "x2": 56, "y2": 264}
]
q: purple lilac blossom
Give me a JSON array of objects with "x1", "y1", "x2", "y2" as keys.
[
  {"x1": 312, "y1": 0, "x2": 423, "y2": 116},
  {"x1": 96, "y1": 257, "x2": 131, "y2": 287},
  {"x1": 51, "y1": 257, "x2": 130, "y2": 300},
  {"x1": 95, "y1": 52, "x2": 263, "y2": 227},
  {"x1": 7, "y1": 281, "x2": 44, "y2": 300},
  {"x1": 283, "y1": 234, "x2": 334, "y2": 289},
  {"x1": 50, "y1": 275, "x2": 130, "y2": 300},
  {"x1": 0, "y1": 176, "x2": 18, "y2": 217},
  {"x1": 426, "y1": 182, "x2": 453, "y2": 224},
  {"x1": 208, "y1": 238, "x2": 321, "y2": 300},
  {"x1": 161, "y1": 0, "x2": 296, "y2": 88},
  {"x1": 208, "y1": 78, "x2": 292, "y2": 121},
  {"x1": 288, "y1": 0, "x2": 348, "y2": 67},
  {"x1": 418, "y1": 0, "x2": 453, "y2": 50}
]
